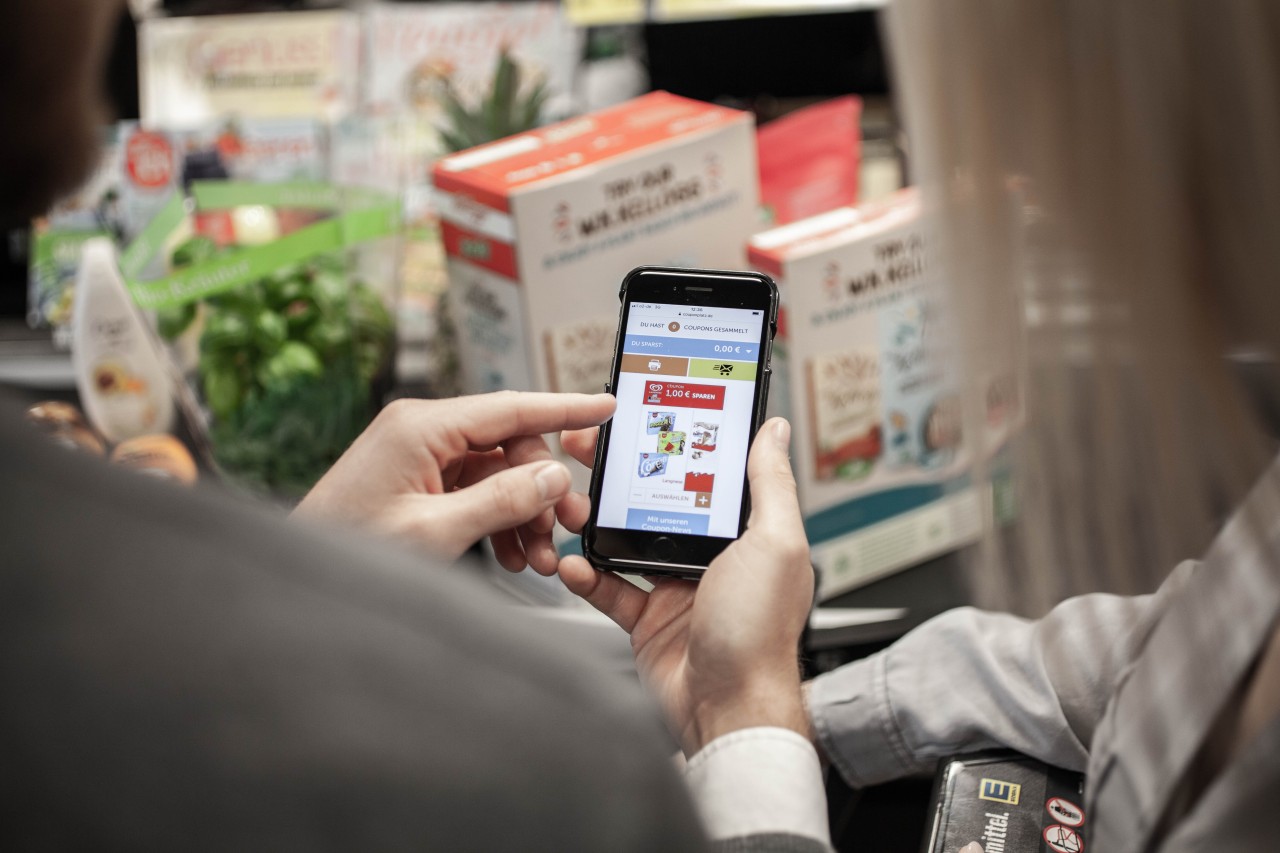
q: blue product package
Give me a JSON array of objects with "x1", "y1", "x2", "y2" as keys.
[{"x1": 878, "y1": 296, "x2": 958, "y2": 469}]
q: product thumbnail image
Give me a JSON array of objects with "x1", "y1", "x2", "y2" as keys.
[
  {"x1": 691, "y1": 421, "x2": 719, "y2": 453},
  {"x1": 648, "y1": 411, "x2": 676, "y2": 434},
  {"x1": 638, "y1": 453, "x2": 667, "y2": 477},
  {"x1": 657, "y1": 430, "x2": 686, "y2": 455}
]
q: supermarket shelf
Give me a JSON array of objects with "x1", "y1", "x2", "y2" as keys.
[
  {"x1": 0, "y1": 324, "x2": 75, "y2": 391},
  {"x1": 567, "y1": 0, "x2": 887, "y2": 27},
  {"x1": 808, "y1": 606, "x2": 910, "y2": 650},
  {"x1": 658, "y1": 0, "x2": 886, "y2": 23}
]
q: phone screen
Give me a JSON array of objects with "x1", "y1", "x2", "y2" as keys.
[{"x1": 596, "y1": 300, "x2": 767, "y2": 540}]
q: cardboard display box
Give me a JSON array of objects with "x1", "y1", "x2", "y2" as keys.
[
  {"x1": 750, "y1": 192, "x2": 996, "y2": 600},
  {"x1": 432, "y1": 91, "x2": 759, "y2": 398}
]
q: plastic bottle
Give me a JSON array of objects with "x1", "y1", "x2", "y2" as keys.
[{"x1": 71, "y1": 238, "x2": 175, "y2": 443}]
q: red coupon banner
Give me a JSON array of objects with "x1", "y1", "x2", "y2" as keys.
[{"x1": 640, "y1": 381, "x2": 725, "y2": 410}]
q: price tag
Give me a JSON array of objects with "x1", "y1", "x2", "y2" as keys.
[
  {"x1": 655, "y1": 0, "x2": 882, "y2": 23},
  {"x1": 565, "y1": 0, "x2": 646, "y2": 25}
]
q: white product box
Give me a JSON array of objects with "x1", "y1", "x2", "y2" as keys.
[
  {"x1": 749, "y1": 192, "x2": 989, "y2": 600},
  {"x1": 139, "y1": 10, "x2": 361, "y2": 127},
  {"x1": 432, "y1": 92, "x2": 759, "y2": 399}
]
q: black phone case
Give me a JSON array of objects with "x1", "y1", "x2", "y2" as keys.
[
  {"x1": 921, "y1": 751, "x2": 1086, "y2": 853},
  {"x1": 581, "y1": 266, "x2": 779, "y2": 579}
]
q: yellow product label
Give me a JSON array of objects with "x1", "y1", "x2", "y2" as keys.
[
  {"x1": 978, "y1": 778, "x2": 1021, "y2": 805},
  {"x1": 565, "y1": 0, "x2": 646, "y2": 25}
]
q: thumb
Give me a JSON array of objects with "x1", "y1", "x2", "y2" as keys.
[
  {"x1": 745, "y1": 418, "x2": 804, "y2": 534},
  {"x1": 439, "y1": 460, "x2": 572, "y2": 546}
]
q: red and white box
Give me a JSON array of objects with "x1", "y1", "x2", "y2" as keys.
[{"x1": 432, "y1": 91, "x2": 759, "y2": 397}]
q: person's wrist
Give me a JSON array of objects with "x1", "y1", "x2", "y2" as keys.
[
  {"x1": 801, "y1": 680, "x2": 830, "y2": 768},
  {"x1": 687, "y1": 674, "x2": 808, "y2": 756}
]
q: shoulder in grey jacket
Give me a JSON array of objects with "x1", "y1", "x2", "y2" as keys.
[{"x1": 0, "y1": 400, "x2": 826, "y2": 852}]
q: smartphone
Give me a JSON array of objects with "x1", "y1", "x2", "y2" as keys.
[{"x1": 583, "y1": 266, "x2": 779, "y2": 578}]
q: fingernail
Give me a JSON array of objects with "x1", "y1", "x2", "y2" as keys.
[
  {"x1": 535, "y1": 461, "x2": 571, "y2": 501},
  {"x1": 772, "y1": 418, "x2": 791, "y2": 448}
]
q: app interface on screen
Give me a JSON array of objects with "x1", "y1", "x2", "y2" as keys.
[{"x1": 598, "y1": 300, "x2": 766, "y2": 540}]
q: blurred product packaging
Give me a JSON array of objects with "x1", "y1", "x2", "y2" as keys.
[
  {"x1": 138, "y1": 9, "x2": 362, "y2": 127},
  {"x1": 135, "y1": 2, "x2": 581, "y2": 394},
  {"x1": 28, "y1": 134, "x2": 120, "y2": 347},
  {"x1": 750, "y1": 191, "x2": 1014, "y2": 599},
  {"x1": 356, "y1": 1, "x2": 581, "y2": 392},
  {"x1": 362, "y1": 1, "x2": 578, "y2": 121},
  {"x1": 756, "y1": 96, "x2": 861, "y2": 227},
  {"x1": 114, "y1": 120, "x2": 399, "y2": 499},
  {"x1": 28, "y1": 123, "x2": 183, "y2": 346},
  {"x1": 432, "y1": 91, "x2": 758, "y2": 402}
]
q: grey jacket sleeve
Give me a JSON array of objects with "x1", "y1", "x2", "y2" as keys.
[
  {"x1": 0, "y1": 402, "x2": 708, "y2": 853},
  {"x1": 808, "y1": 563, "x2": 1198, "y2": 788},
  {"x1": 712, "y1": 834, "x2": 833, "y2": 853}
]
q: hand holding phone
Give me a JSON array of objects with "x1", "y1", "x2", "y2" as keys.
[
  {"x1": 296, "y1": 391, "x2": 615, "y2": 573},
  {"x1": 583, "y1": 267, "x2": 779, "y2": 578},
  {"x1": 558, "y1": 417, "x2": 815, "y2": 756}
]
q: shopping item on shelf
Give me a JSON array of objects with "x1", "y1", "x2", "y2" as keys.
[
  {"x1": 757, "y1": 96, "x2": 861, "y2": 227},
  {"x1": 29, "y1": 119, "x2": 329, "y2": 345},
  {"x1": 750, "y1": 191, "x2": 997, "y2": 600},
  {"x1": 24, "y1": 401, "x2": 108, "y2": 457},
  {"x1": 110, "y1": 434, "x2": 199, "y2": 486},
  {"x1": 358, "y1": 1, "x2": 580, "y2": 391},
  {"x1": 139, "y1": 9, "x2": 361, "y2": 127},
  {"x1": 432, "y1": 91, "x2": 759, "y2": 399},
  {"x1": 23, "y1": 399, "x2": 198, "y2": 485},
  {"x1": 362, "y1": 1, "x2": 577, "y2": 120},
  {"x1": 29, "y1": 123, "x2": 184, "y2": 343},
  {"x1": 72, "y1": 238, "x2": 177, "y2": 445},
  {"x1": 28, "y1": 133, "x2": 120, "y2": 343},
  {"x1": 124, "y1": 172, "x2": 399, "y2": 498}
]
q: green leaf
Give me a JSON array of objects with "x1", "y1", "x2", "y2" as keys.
[
  {"x1": 485, "y1": 50, "x2": 520, "y2": 140},
  {"x1": 253, "y1": 309, "x2": 287, "y2": 351},
  {"x1": 357, "y1": 340, "x2": 386, "y2": 383},
  {"x1": 210, "y1": 355, "x2": 371, "y2": 498},
  {"x1": 350, "y1": 283, "x2": 395, "y2": 345},
  {"x1": 310, "y1": 270, "x2": 348, "y2": 313},
  {"x1": 517, "y1": 79, "x2": 550, "y2": 133},
  {"x1": 202, "y1": 367, "x2": 244, "y2": 421},
  {"x1": 201, "y1": 310, "x2": 252, "y2": 355},
  {"x1": 207, "y1": 281, "x2": 264, "y2": 314},
  {"x1": 257, "y1": 341, "x2": 324, "y2": 393},
  {"x1": 284, "y1": 298, "x2": 320, "y2": 334},
  {"x1": 306, "y1": 318, "x2": 352, "y2": 357},
  {"x1": 441, "y1": 80, "x2": 488, "y2": 149},
  {"x1": 439, "y1": 127, "x2": 473, "y2": 154},
  {"x1": 263, "y1": 274, "x2": 307, "y2": 310},
  {"x1": 157, "y1": 301, "x2": 197, "y2": 340},
  {"x1": 171, "y1": 235, "x2": 219, "y2": 270}
]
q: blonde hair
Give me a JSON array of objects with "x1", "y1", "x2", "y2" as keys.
[{"x1": 885, "y1": 2, "x2": 1280, "y2": 613}]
